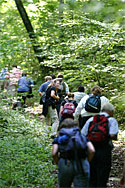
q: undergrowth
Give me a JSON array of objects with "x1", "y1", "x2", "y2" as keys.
[{"x1": 0, "y1": 105, "x2": 57, "y2": 188}]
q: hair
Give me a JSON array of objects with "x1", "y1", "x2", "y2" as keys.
[
  {"x1": 59, "y1": 118, "x2": 78, "y2": 130},
  {"x1": 57, "y1": 73, "x2": 63, "y2": 79},
  {"x1": 50, "y1": 74, "x2": 56, "y2": 79},
  {"x1": 67, "y1": 92, "x2": 74, "y2": 98},
  {"x1": 22, "y1": 72, "x2": 27, "y2": 76},
  {"x1": 91, "y1": 86, "x2": 101, "y2": 95},
  {"x1": 47, "y1": 79, "x2": 59, "y2": 89},
  {"x1": 47, "y1": 80, "x2": 54, "y2": 88},
  {"x1": 102, "y1": 103, "x2": 114, "y2": 112},
  {"x1": 12, "y1": 65, "x2": 17, "y2": 68},
  {"x1": 78, "y1": 85, "x2": 85, "y2": 92},
  {"x1": 45, "y1": 76, "x2": 52, "y2": 82}
]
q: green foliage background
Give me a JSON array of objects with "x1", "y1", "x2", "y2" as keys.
[
  {"x1": 0, "y1": 0, "x2": 124, "y2": 121},
  {"x1": 0, "y1": 105, "x2": 56, "y2": 187},
  {"x1": 0, "y1": 0, "x2": 124, "y2": 186}
]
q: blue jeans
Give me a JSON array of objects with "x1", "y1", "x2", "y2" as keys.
[{"x1": 58, "y1": 158, "x2": 90, "y2": 188}]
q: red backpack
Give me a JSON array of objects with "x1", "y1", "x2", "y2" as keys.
[
  {"x1": 61, "y1": 102, "x2": 76, "y2": 119},
  {"x1": 87, "y1": 115, "x2": 109, "y2": 143}
]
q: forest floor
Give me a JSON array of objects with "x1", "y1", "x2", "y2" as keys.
[
  {"x1": 26, "y1": 105, "x2": 125, "y2": 188},
  {"x1": 107, "y1": 134, "x2": 125, "y2": 188}
]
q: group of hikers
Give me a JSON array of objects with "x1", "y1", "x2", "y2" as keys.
[
  {"x1": 38, "y1": 73, "x2": 121, "y2": 187},
  {"x1": 0, "y1": 64, "x2": 34, "y2": 108},
  {"x1": 0, "y1": 65, "x2": 124, "y2": 187}
]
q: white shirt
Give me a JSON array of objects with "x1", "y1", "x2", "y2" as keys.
[
  {"x1": 60, "y1": 81, "x2": 69, "y2": 94},
  {"x1": 74, "y1": 92, "x2": 87, "y2": 104},
  {"x1": 74, "y1": 95, "x2": 109, "y2": 120}
]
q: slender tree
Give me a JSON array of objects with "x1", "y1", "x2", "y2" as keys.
[{"x1": 14, "y1": 0, "x2": 45, "y2": 63}]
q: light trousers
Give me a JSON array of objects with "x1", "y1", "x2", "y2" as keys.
[{"x1": 45, "y1": 106, "x2": 59, "y2": 135}]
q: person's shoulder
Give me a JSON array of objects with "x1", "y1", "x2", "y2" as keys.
[
  {"x1": 50, "y1": 86, "x2": 56, "y2": 91},
  {"x1": 40, "y1": 82, "x2": 46, "y2": 86},
  {"x1": 100, "y1": 95, "x2": 109, "y2": 100},
  {"x1": 51, "y1": 86, "x2": 56, "y2": 89},
  {"x1": 81, "y1": 94, "x2": 89, "y2": 101},
  {"x1": 108, "y1": 116, "x2": 118, "y2": 124},
  {"x1": 100, "y1": 112, "x2": 118, "y2": 124}
]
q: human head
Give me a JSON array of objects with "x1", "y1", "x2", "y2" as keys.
[
  {"x1": 47, "y1": 79, "x2": 60, "y2": 89},
  {"x1": 45, "y1": 76, "x2": 52, "y2": 82},
  {"x1": 57, "y1": 73, "x2": 64, "y2": 79},
  {"x1": 54, "y1": 79, "x2": 60, "y2": 89},
  {"x1": 102, "y1": 103, "x2": 115, "y2": 117},
  {"x1": 91, "y1": 86, "x2": 101, "y2": 95},
  {"x1": 50, "y1": 74, "x2": 56, "y2": 80},
  {"x1": 78, "y1": 86, "x2": 85, "y2": 92},
  {"x1": 67, "y1": 92, "x2": 74, "y2": 99},
  {"x1": 59, "y1": 118, "x2": 78, "y2": 130},
  {"x1": 12, "y1": 65, "x2": 17, "y2": 68}
]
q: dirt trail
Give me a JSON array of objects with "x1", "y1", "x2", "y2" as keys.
[{"x1": 108, "y1": 132, "x2": 125, "y2": 187}]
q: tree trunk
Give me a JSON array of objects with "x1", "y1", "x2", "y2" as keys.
[{"x1": 14, "y1": 0, "x2": 45, "y2": 63}]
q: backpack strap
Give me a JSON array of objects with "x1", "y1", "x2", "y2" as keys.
[{"x1": 72, "y1": 135, "x2": 85, "y2": 175}]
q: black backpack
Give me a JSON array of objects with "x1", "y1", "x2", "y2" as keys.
[
  {"x1": 85, "y1": 94, "x2": 101, "y2": 113},
  {"x1": 40, "y1": 93, "x2": 46, "y2": 104}
]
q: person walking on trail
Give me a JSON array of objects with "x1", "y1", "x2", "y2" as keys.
[
  {"x1": 74, "y1": 85, "x2": 87, "y2": 104},
  {"x1": 42, "y1": 79, "x2": 60, "y2": 138},
  {"x1": 38, "y1": 76, "x2": 52, "y2": 105},
  {"x1": 6, "y1": 65, "x2": 22, "y2": 97},
  {"x1": 52, "y1": 118, "x2": 95, "y2": 188},
  {"x1": 38, "y1": 76, "x2": 52, "y2": 96},
  {"x1": 59, "y1": 92, "x2": 78, "y2": 126},
  {"x1": 74, "y1": 86, "x2": 109, "y2": 129},
  {"x1": 81, "y1": 103, "x2": 119, "y2": 188},
  {"x1": 56, "y1": 73, "x2": 69, "y2": 115},
  {"x1": 57, "y1": 73, "x2": 69, "y2": 97},
  {"x1": 17, "y1": 72, "x2": 34, "y2": 106}
]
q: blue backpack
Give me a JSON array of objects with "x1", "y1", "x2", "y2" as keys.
[
  {"x1": 55, "y1": 127, "x2": 87, "y2": 160},
  {"x1": 85, "y1": 94, "x2": 101, "y2": 113}
]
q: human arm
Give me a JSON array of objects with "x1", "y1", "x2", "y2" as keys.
[
  {"x1": 38, "y1": 84, "x2": 44, "y2": 95},
  {"x1": 28, "y1": 79, "x2": 34, "y2": 90},
  {"x1": 52, "y1": 144, "x2": 59, "y2": 165},
  {"x1": 110, "y1": 134, "x2": 118, "y2": 140},
  {"x1": 51, "y1": 89, "x2": 60, "y2": 100},
  {"x1": 39, "y1": 92, "x2": 43, "y2": 96},
  {"x1": 87, "y1": 141, "x2": 95, "y2": 162},
  {"x1": 64, "y1": 82, "x2": 69, "y2": 94},
  {"x1": 74, "y1": 95, "x2": 89, "y2": 120},
  {"x1": 59, "y1": 105, "x2": 64, "y2": 118},
  {"x1": 108, "y1": 117, "x2": 119, "y2": 140}
]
